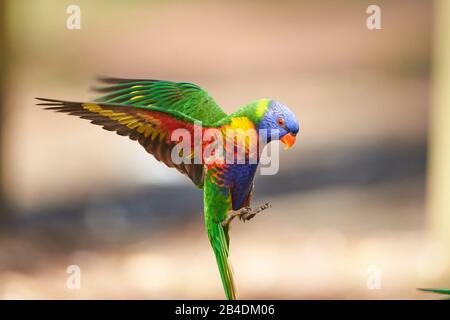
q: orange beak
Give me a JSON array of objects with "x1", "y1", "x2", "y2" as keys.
[{"x1": 280, "y1": 133, "x2": 296, "y2": 150}]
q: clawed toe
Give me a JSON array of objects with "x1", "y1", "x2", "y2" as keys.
[
  {"x1": 238, "y1": 207, "x2": 252, "y2": 222},
  {"x1": 221, "y1": 202, "x2": 271, "y2": 227}
]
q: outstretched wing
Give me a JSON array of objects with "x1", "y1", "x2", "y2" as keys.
[
  {"x1": 36, "y1": 98, "x2": 206, "y2": 187},
  {"x1": 93, "y1": 77, "x2": 227, "y2": 126}
]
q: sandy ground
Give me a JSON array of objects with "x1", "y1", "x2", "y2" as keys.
[{"x1": 1, "y1": 178, "x2": 447, "y2": 299}]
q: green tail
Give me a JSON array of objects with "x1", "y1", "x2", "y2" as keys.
[
  {"x1": 203, "y1": 169, "x2": 236, "y2": 299},
  {"x1": 206, "y1": 219, "x2": 236, "y2": 300}
]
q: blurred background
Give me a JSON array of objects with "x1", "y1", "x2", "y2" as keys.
[{"x1": 0, "y1": 0, "x2": 449, "y2": 299}]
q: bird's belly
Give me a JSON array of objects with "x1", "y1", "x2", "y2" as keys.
[{"x1": 229, "y1": 164, "x2": 258, "y2": 210}]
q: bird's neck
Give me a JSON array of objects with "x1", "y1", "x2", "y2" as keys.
[{"x1": 227, "y1": 99, "x2": 270, "y2": 126}]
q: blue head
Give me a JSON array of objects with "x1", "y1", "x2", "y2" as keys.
[{"x1": 257, "y1": 100, "x2": 300, "y2": 148}]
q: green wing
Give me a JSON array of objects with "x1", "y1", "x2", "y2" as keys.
[
  {"x1": 93, "y1": 77, "x2": 228, "y2": 126},
  {"x1": 39, "y1": 78, "x2": 229, "y2": 188}
]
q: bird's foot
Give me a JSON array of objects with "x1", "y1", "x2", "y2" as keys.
[{"x1": 221, "y1": 202, "x2": 271, "y2": 228}]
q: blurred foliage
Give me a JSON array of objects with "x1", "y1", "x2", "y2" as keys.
[{"x1": 419, "y1": 288, "x2": 450, "y2": 297}]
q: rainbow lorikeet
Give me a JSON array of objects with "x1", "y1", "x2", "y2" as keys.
[{"x1": 37, "y1": 78, "x2": 299, "y2": 300}]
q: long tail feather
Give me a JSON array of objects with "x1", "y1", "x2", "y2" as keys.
[{"x1": 206, "y1": 220, "x2": 236, "y2": 300}]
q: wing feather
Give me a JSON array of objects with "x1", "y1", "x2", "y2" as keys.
[
  {"x1": 93, "y1": 77, "x2": 227, "y2": 126},
  {"x1": 37, "y1": 98, "x2": 205, "y2": 187}
]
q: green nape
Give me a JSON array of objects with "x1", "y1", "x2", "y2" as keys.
[{"x1": 225, "y1": 98, "x2": 270, "y2": 126}]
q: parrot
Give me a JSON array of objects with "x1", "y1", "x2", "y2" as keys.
[{"x1": 36, "y1": 77, "x2": 299, "y2": 300}]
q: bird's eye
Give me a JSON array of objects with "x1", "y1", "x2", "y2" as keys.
[{"x1": 277, "y1": 118, "x2": 285, "y2": 127}]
